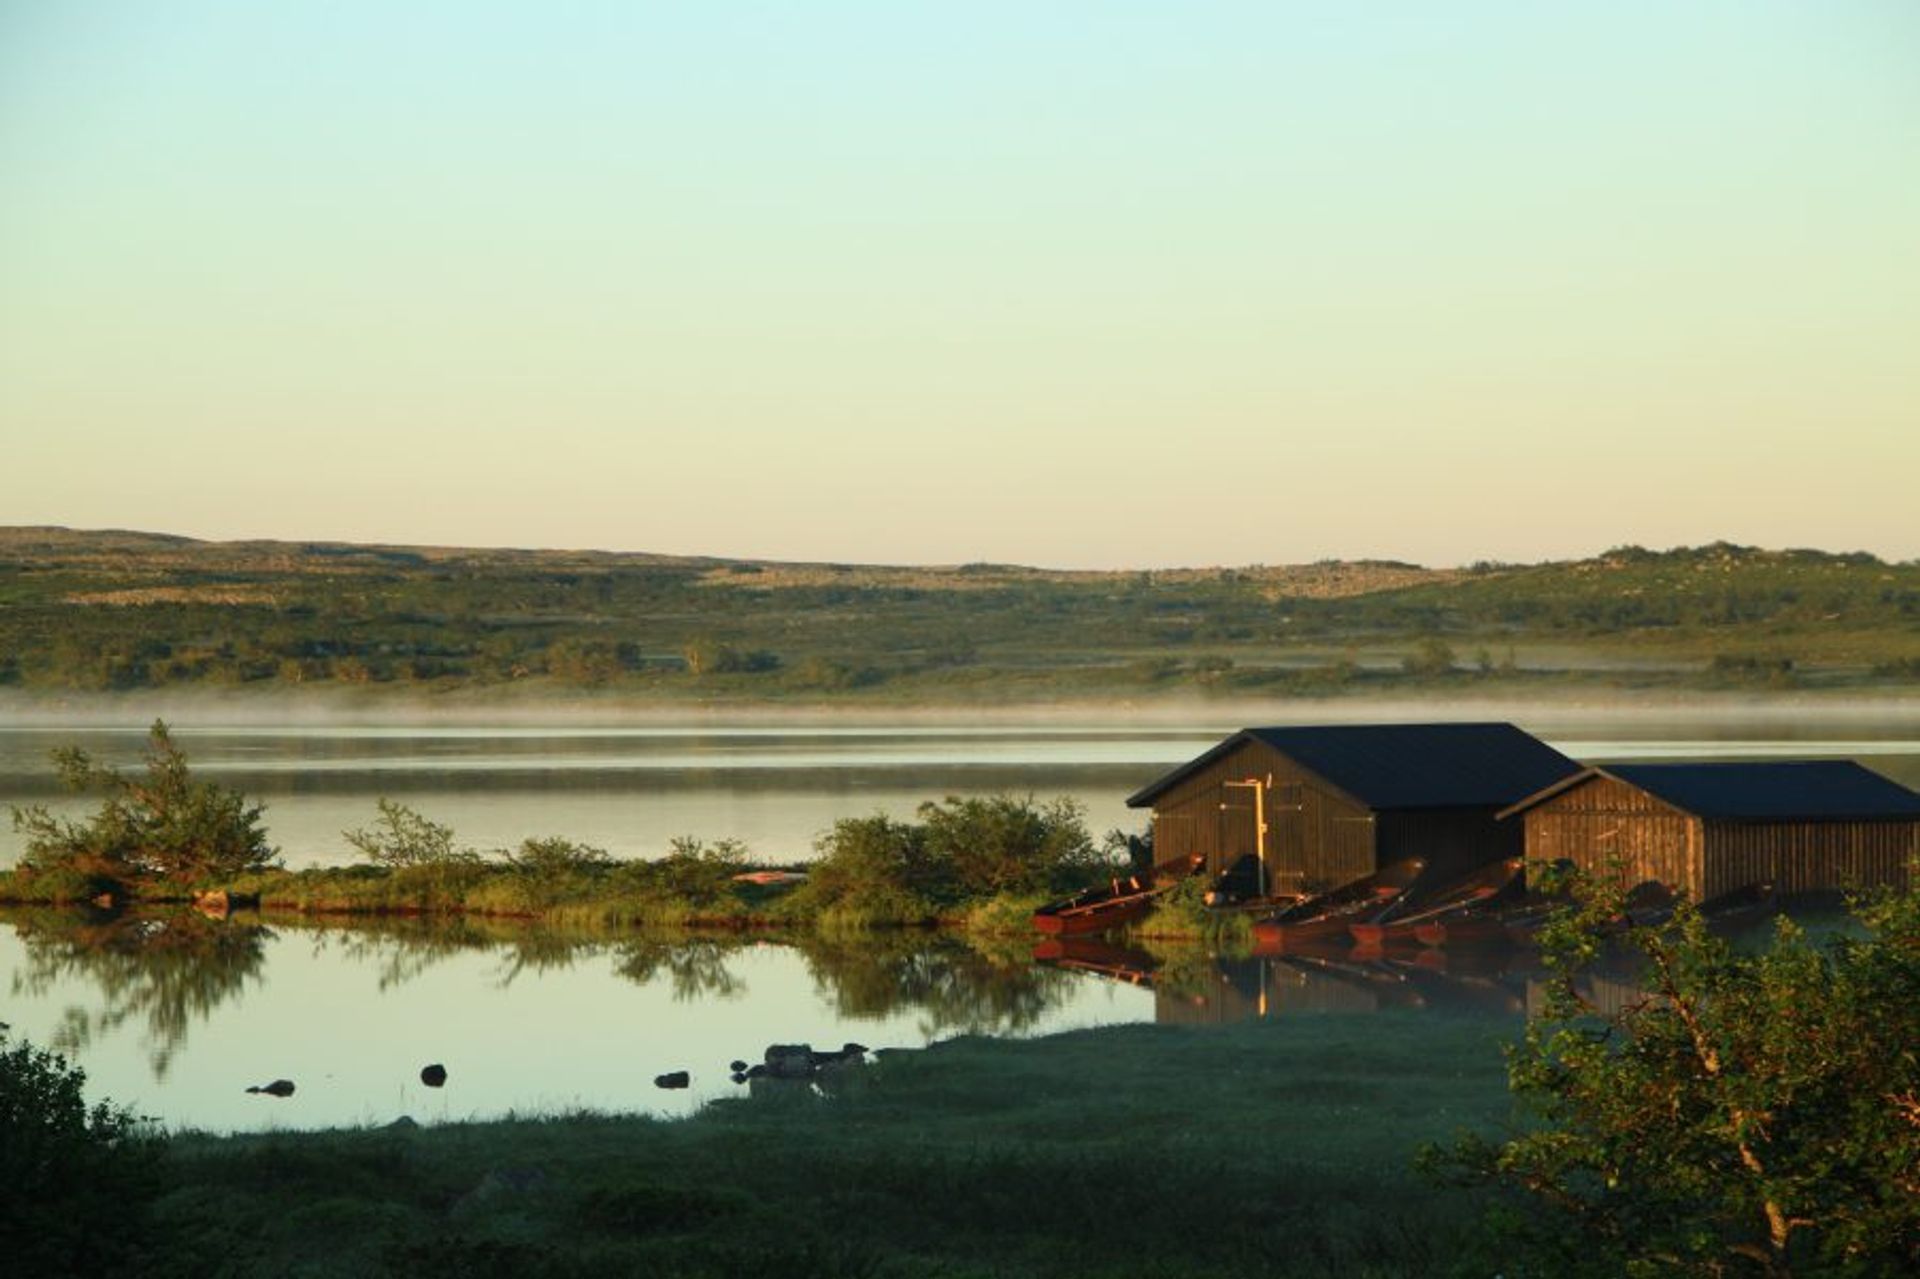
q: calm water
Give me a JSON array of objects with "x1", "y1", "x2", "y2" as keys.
[{"x1": 2, "y1": 708, "x2": 1916, "y2": 1132}]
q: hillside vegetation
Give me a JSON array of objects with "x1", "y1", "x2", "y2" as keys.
[{"x1": 0, "y1": 527, "x2": 1915, "y2": 701}]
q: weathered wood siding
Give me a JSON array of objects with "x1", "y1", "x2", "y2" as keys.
[
  {"x1": 1146, "y1": 739, "x2": 1374, "y2": 893},
  {"x1": 1701, "y1": 820, "x2": 1917, "y2": 899},
  {"x1": 1520, "y1": 775, "x2": 1700, "y2": 895},
  {"x1": 1521, "y1": 775, "x2": 1919, "y2": 899}
]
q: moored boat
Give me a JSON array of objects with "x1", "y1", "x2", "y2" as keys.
[
  {"x1": 1349, "y1": 857, "x2": 1525, "y2": 947},
  {"x1": 1031, "y1": 875, "x2": 1160, "y2": 935},
  {"x1": 1252, "y1": 858, "x2": 1426, "y2": 949},
  {"x1": 1031, "y1": 854, "x2": 1204, "y2": 936}
]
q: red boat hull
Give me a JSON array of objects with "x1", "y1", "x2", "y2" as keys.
[
  {"x1": 1031, "y1": 894, "x2": 1156, "y2": 936},
  {"x1": 1348, "y1": 920, "x2": 1425, "y2": 946}
]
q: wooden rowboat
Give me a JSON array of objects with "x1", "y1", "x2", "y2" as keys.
[
  {"x1": 1350, "y1": 857, "x2": 1525, "y2": 947},
  {"x1": 1252, "y1": 858, "x2": 1427, "y2": 949},
  {"x1": 1031, "y1": 875, "x2": 1163, "y2": 936}
]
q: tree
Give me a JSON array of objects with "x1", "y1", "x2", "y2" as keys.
[
  {"x1": 11, "y1": 720, "x2": 277, "y2": 886},
  {"x1": 1425, "y1": 866, "x2": 1920, "y2": 1276}
]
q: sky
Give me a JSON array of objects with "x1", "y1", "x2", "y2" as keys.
[{"x1": 1, "y1": 1, "x2": 1916, "y2": 569}]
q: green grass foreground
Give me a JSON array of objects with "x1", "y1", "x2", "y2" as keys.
[{"x1": 147, "y1": 1016, "x2": 1515, "y2": 1278}]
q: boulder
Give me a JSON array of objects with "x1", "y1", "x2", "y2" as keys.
[
  {"x1": 246, "y1": 1079, "x2": 295, "y2": 1098},
  {"x1": 653, "y1": 1070, "x2": 690, "y2": 1090},
  {"x1": 420, "y1": 1063, "x2": 448, "y2": 1088}
]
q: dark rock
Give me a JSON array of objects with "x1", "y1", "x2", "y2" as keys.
[
  {"x1": 764, "y1": 1043, "x2": 819, "y2": 1079},
  {"x1": 730, "y1": 1072, "x2": 748, "y2": 1085},
  {"x1": 420, "y1": 1063, "x2": 448, "y2": 1088},
  {"x1": 728, "y1": 1059, "x2": 748, "y2": 1073},
  {"x1": 810, "y1": 1042, "x2": 868, "y2": 1067},
  {"x1": 653, "y1": 1070, "x2": 690, "y2": 1090},
  {"x1": 386, "y1": 1115, "x2": 419, "y2": 1130},
  {"x1": 246, "y1": 1079, "x2": 295, "y2": 1098}
]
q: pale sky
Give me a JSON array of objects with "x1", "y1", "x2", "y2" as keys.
[{"x1": 2, "y1": 2, "x2": 1916, "y2": 568}]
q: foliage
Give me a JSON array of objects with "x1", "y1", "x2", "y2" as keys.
[
  {"x1": 0, "y1": 1029, "x2": 162, "y2": 1275},
  {"x1": 618, "y1": 836, "x2": 748, "y2": 910},
  {"x1": 800, "y1": 795, "x2": 1113, "y2": 919},
  {"x1": 504, "y1": 836, "x2": 613, "y2": 879},
  {"x1": 1425, "y1": 865, "x2": 1920, "y2": 1277},
  {"x1": 10, "y1": 720, "x2": 277, "y2": 885},
  {"x1": 344, "y1": 799, "x2": 479, "y2": 870}
]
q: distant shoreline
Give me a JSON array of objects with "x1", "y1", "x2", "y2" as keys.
[{"x1": 2, "y1": 686, "x2": 1918, "y2": 729}]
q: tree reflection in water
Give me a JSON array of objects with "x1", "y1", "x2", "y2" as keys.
[
  {"x1": 795, "y1": 931, "x2": 1079, "y2": 1037},
  {"x1": 4, "y1": 908, "x2": 1090, "y2": 1076},
  {"x1": 4, "y1": 906, "x2": 271, "y2": 1080},
  {"x1": 613, "y1": 937, "x2": 749, "y2": 1002},
  {"x1": 294, "y1": 916, "x2": 608, "y2": 991}
]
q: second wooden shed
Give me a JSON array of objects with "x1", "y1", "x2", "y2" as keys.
[{"x1": 1498, "y1": 760, "x2": 1920, "y2": 900}]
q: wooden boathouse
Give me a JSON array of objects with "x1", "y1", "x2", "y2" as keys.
[
  {"x1": 1498, "y1": 760, "x2": 1920, "y2": 900},
  {"x1": 1125, "y1": 723, "x2": 1582, "y2": 899}
]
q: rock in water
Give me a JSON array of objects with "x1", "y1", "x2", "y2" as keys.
[
  {"x1": 246, "y1": 1079, "x2": 296, "y2": 1098},
  {"x1": 653, "y1": 1070, "x2": 690, "y2": 1089},
  {"x1": 420, "y1": 1063, "x2": 448, "y2": 1088}
]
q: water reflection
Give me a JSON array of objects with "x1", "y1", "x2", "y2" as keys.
[
  {"x1": 795, "y1": 931, "x2": 1077, "y2": 1037},
  {"x1": 6, "y1": 907, "x2": 270, "y2": 1079},
  {"x1": 1032, "y1": 935, "x2": 1597, "y2": 1025},
  {"x1": 0, "y1": 905, "x2": 1725, "y2": 1132}
]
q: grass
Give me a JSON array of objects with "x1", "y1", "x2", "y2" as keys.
[{"x1": 143, "y1": 1015, "x2": 1518, "y2": 1278}]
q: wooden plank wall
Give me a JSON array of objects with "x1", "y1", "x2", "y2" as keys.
[
  {"x1": 1147, "y1": 738, "x2": 1375, "y2": 892},
  {"x1": 1520, "y1": 775, "x2": 1700, "y2": 896},
  {"x1": 1702, "y1": 820, "x2": 1917, "y2": 898}
]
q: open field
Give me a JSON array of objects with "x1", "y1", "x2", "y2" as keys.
[{"x1": 1, "y1": 528, "x2": 1915, "y2": 703}]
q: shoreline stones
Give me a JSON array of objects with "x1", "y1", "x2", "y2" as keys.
[{"x1": 732, "y1": 1042, "x2": 870, "y2": 1086}]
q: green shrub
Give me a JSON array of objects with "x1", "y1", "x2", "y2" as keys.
[
  {"x1": 0, "y1": 1030, "x2": 163, "y2": 1274},
  {"x1": 344, "y1": 800, "x2": 480, "y2": 871}
]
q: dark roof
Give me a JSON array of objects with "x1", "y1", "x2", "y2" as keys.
[
  {"x1": 1504, "y1": 761, "x2": 1920, "y2": 822},
  {"x1": 1125, "y1": 722, "x2": 1581, "y2": 811}
]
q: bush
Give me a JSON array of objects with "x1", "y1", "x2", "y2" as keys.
[
  {"x1": 801, "y1": 795, "x2": 1115, "y2": 919},
  {"x1": 0, "y1": 1030, "x2": 163, "y2": 1274},
  {"x1": 1425, "y1": 865, "x2": 1920, "y2": 1276},
  {"x1": 10, "y1": 720, "x2": 277, "y2": 886},
  {"x1": 344, "y1": 799, "x2": 480, "y2": 870}
]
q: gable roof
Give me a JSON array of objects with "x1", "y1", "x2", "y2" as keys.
[
  {"x1": 1500, "y1": 760, "x2": 1920, "y2": 822},
  {"x1": 1125, "y1": 722, "x2": 1582, "y2": 812}
]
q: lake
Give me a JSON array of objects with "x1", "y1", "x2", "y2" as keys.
[{"x1": 2, "y1": 705, "x2": 1916, "y2": 1133}]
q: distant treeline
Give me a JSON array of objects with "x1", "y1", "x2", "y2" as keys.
[{"x1": 0, "y1": 531, "x2": 1916, "y2": 696}]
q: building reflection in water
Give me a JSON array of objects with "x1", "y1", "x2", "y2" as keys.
[{"x1": 1032, "y1": 935, "x2": 1651, "y2": 1026}]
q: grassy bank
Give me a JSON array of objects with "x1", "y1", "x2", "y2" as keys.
[{"x1": 142, "y1": 1015, "x2": 1515, "y2": 1278}]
